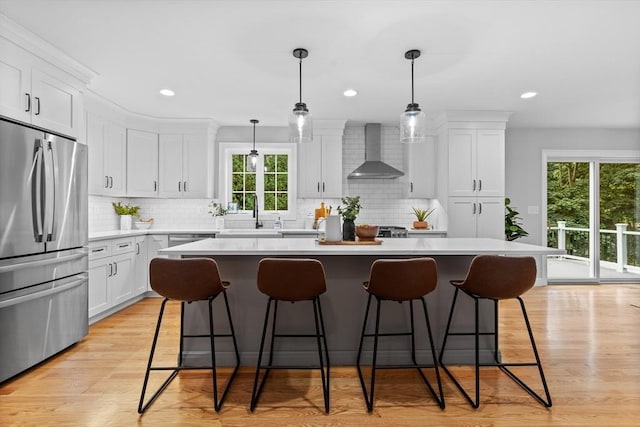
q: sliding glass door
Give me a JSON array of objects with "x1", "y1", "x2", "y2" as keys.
[{"x1": 545, "y1": 155, "x2": 640, "y2": 283}]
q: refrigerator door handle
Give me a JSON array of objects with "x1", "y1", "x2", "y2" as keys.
[
  {"x1": 43, "y1": 140, "x2": 57, "y2": 242},
  {"x1": 0, "y1": 275, "x2": 87, "y2": 309},
  {"x1": 0, "y1": 251, "x2": 86, "y2": 274},
  {"x1": 31, "y1": 139, "x2": 44, "y2": 242}
]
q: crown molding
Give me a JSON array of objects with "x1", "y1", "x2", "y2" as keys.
[{"x1": 0, "y1": 13, "x2": 98, "y2": 85}]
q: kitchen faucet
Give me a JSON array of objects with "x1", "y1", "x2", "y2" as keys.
[{"x1": 253, "y1": 193, "x2": 263, "y2": 229}]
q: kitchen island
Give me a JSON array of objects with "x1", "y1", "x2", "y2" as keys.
[{"x1": 159, "y1": 238, "x2": 562, "y2": 366}]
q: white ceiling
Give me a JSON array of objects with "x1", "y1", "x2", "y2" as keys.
[{"x1": 1, "y1": 0, "x2": 639, "y2": 128}]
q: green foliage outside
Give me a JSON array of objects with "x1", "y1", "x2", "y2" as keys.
[
  {"x1": 547, "y1": 162, "x2": 640, "y2": 265},
  {"x1": 230, "y1": 153, "x2": 289, "y2": 212}
]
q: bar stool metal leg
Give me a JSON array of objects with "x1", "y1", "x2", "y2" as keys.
[{"x1": 250, "y1": 298, "x2": 273, "y2": 412}]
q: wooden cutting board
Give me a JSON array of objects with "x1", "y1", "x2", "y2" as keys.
[{"x1": 317, "y1": 239, "x2": 382, "y2": 245}]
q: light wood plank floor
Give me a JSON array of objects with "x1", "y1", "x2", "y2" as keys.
[{"x1": 1, "y1": 285, "x2": 639, "y2": 426}]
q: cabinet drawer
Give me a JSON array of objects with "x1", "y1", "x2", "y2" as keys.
[
  {"x1": 88, "y1": 242, "x2": 111, "y2": 261},
  {"x1": 111, "y1": 238, "x2": 135, "y2": 255}
]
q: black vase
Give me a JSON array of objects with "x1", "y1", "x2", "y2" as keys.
[{"x1": 342, "y1": 218, "x2": 356, "y2": 241}]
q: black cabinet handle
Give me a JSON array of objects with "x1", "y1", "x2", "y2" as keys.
[
  {"x1": 35, "y1": 97, "x2": 41, "y2": 115},
  {"x1": 410, "y1": 182, "x2": 414, "y2": 193},
  {"x1": 153, "y1": 181, "x2": 157, "y2": 191},
  {"x1": 183, "y1": 181, "x2": 187, "y2": 192},
  {"x1": 178, "y1": 181, "x2": 181, "y2": 192},
  {"x1": 25, "y1": 93, "x2": 31, "y2": 112},
  {"x1": 108, "y1": 263, "x2": 113, "y2": 277},
  {"x1": 105, "y1": 176, "x2": 109, "y2": 188},
  {"x1": 322, "y1": 182, "x2": 325, "y2": 192}
]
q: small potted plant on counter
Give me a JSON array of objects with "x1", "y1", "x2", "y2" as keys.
[
  {"x1": 112, "y1": 202, "x2": 140, "y2": 231},
  {"x1": 208, "y1": 199, "x2": 228, "y2": 229},
  {"x1": 337, "y1": 196, "x2": 361, "y2": 241},
  {"x1": 411, "y1": 207, "x2": 435, "y2": 229}
]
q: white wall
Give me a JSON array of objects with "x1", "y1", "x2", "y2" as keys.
[{"x1": 505, "y1": 128, "x2": 640, "y2": 245}]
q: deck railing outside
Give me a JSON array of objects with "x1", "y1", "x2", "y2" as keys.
[{"x1": 548, "y1": 221, "x2": 640, "y2": 273}]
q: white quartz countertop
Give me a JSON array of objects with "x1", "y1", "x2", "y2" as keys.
[
  {"x1": 159, "y1": 237, "x2": 563, "y2": 257},
  {"x1": 88, "y1": 228, "x2": 319, "y2": 242}
]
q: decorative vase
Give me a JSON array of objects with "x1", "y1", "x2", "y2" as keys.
[
  {"x1": 214, "y1": 216, "x2": 225, "y2": 230},
  {"x1": 342, "y1": 218, "x2": 356, "y2": 241},
  {"x1": 413, "y1": 221, "x2": 428, "y2": 229},
  {"x1": 120, "y1": 214, "x2": 132, "y2": 231}
]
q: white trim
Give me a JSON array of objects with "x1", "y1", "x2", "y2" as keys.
[{"x1": 218, "y1": 142, "x2": 297, "y2": 220}]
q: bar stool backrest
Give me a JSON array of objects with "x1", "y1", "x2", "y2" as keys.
[
  {"x1": 459, "y1": 255, "x2": 536, "y2": 300},
  {"x1": 366, "y1": 258, "x2": 438, "y2": 301},
  {"x1": 149, "y1": 258, "x2": 225, "y2": 302},
  {"x1": 257, "y1": 258, "x2": 327, "y2": 301}
]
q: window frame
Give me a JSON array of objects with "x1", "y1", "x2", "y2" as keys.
[{"x1": 218, "y1": 142, "x2": 297, "y2": 221}]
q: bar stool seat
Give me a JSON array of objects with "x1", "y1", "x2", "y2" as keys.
[
  {"x1": 439, "y1": 255, "x2": 552, "y2": 408},
  {"x1": 138, "y1": 257, "x2": 240, "y2": 413},
  {"x1": 250, "y1": 258, "x2": 330, "y2": 413},
  {"x1": 356, "y1": 258, "x2": 445, "y2": 412}
]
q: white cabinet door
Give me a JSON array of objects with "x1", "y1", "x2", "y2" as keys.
[
  {"x1": 146, "y1": 235, "x2": 168, "y2": 291},
  {"x1": 183, "y1": 133, "x2": 208, "y2": 197},
  {"x1": 134, "y1": 236, "x2": 148, "y2": 295},
  {"x1": 88, "y1": 260, "x2": 110, "y2": 318},
  {"x1": 110, "y1": 252, "x2": 135, "y2": 306},
  {"x1": 127, "y1": 129, "x2": 158, "y2": 197},
  {"x1": 86, "y1": 112, "x2": 106, "y2": 194},
  {"x1": 104, "y1": 122, "x2": 126, "y2": 195},
  {"x1": 298, "y1": 139, "x2": 322, "y2": 198},
  {"x1": 447, "y1": 197, "x2": 477, "y2": 238},
  {"x1": 159, "y1": 134, "x2": 183, "y2": 197},
  {"x1": 320, "y1": 135, "x2": 342, "y2": 198},
  {"x1": 476, "y1": 130, "x2": 505, "y2": 197},
  {"x1": 405, "y1": 136, "x2": 436, "y2": 198},
  {"x1": 297, "y1": 135, "x2": 342, "y2": 198},
  {"x1": 30, "y1": 68, "x2": 78, "y2": 137},
  {"x1": 448, "y1": 129, "x2": 476, "y2": 197},
  {"x1": 0, "y1": 39, "x2": 31, "y2": 123},
  {"x1": 476, "y1": 197, "x2": 504, "y2": 239}
]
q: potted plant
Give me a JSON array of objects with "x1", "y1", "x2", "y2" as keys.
[
  {"x1": 208, "y1": 200, "x2": 228, "y2": 229},
  {"x1": 411, "y1": 207, "x2": 435, "y2": 229},
  {"x1": 505, "y1": 197, "x2": 529, "y2": 241},
  {"x1": 337, "y1": 196, "x2": 361, "y2": 241},
  {"x1": 112, "y1": 202, "x2": 140, "y2": 231}
]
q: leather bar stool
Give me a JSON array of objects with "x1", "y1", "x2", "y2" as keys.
[
  {"x1": 138, "y1": 258, "x2": 240, "y2": 413},
  {"x1": 439, "y1": 255, "x2": 552, "y2": 408},
  {"x1": 250, "y1": 258, "x2": 330, "y2": 413},
  {"x1": 356, "y1": 258, "x2": 445, "y2": 412}
]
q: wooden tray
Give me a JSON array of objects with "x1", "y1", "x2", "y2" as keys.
[{"x1": 317, "y1": 239, "x2": 382, "y2": 245}]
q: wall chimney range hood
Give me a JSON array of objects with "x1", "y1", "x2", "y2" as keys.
[{"x1": 348, "y1": 123, "x2": 404, "y2": 179}]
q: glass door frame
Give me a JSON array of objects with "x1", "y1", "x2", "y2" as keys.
[{"x1": 542, "y1": 149, "x2": 640, "y2": 284}]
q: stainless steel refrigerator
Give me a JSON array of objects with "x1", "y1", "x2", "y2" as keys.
[{"x1": 0, "y1": 116, "x2": 88, "y2": 383}]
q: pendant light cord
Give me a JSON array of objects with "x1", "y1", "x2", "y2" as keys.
[
  {"x1": 411, "y1": 58, "x2": 415, "y2": 105},
  {"x1": 252, "y1": 122, "x2": 256, "y2": 149},
  {"x1": 299, "y1": 57, "x2": 303, "y2": 104}
]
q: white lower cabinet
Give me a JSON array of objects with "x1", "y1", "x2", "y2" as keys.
[
  {"x1": 447, "y1": 197, "x2": 504, "y2": 239},
  {"x1": 88, "y1": 236, "x2": 141, "y2": 320},
  {"x1": 134, "y1": 236, "x2": 148, "y2": 295}
]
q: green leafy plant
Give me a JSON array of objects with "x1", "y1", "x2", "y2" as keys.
[
  {"x1": 505, "y1": 197, "x2": 528, "y2": 241},
  {"x1": 208, "y1": 200, "x2": 228, "y2": 217},
  {"x1": 411, "y1": 207, "x2": 436, "y2": 222},
  {"x1": 337, "y1": 196, "x2": 361, "y2": 221},
  {"x1": 112, "y1": 202, "x2": 140, "y2": 217}
]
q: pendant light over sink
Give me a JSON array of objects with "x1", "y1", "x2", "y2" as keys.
[
  {"x1": 289, "y1": 48, "x2": 313, "y2": 143},
  {"x1": 247, "y1": 119, "x2": 259, "y2": 172},
  {"x1": 399, "y1": 49, "x2": 426, "y2": 143}
]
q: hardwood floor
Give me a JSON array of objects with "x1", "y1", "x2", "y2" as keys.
[{"x1": 1, "y1": 285, "x2": 639, "y2": 426}]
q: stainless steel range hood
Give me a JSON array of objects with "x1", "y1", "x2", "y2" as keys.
[{"x1": 348, "y1": 123, "x2": 404, "y2": 179}]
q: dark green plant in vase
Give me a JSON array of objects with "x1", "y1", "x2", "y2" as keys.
[
  {"x1": 337, "y1": 196, "x2": 361, "y2": 241},
  {"x1": 505, "y1": 197, "x2": 529, "y2": 241}
]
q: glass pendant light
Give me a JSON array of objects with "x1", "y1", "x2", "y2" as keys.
[
  {"x1": 247, "y1": 119, "x2": 259, "y2": 172},
  {"x1": 289, "y1": 48, "x2": 313, "y2": 143},
  {"x1": 400, "y1": 49, "x2": 426, "y2": 143}
]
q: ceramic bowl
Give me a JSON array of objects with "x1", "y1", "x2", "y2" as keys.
[
  {"x1": 135, "y1": 221, "x2": 152, "y2": 230},
  {"x1": 355, "y1": 225, "x2": 379, "y2": 241}
]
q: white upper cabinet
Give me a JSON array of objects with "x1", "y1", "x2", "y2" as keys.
[
  {"x1": 87, "y1": 112, "x2": 126, "y2": 196},
  {"x1": 448, "y1": 129, "x2": 504, "y2": 197},
  {"x1": 159, "y1": 133, "x2": 208, "y2": 198},
  {"x1": 127, "y1": 129, "x2": 159, "y2": 197},
  {"x1": 298, "y1": 135, "x2": 342, "y2": 198},
  {"x1": 404, "y1": 136, "x2": 436, "y2": 198},
  {"x1": 0, "y1": 38, "x2": 80, "y2": 137}
]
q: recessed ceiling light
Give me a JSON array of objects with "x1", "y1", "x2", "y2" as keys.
[
  {"x1": 343, "y1": 89, "x2": 358, "y2": 97},
  {"x1": 160, "y1": 89, "x2": 175, "y2": 97},
  {"x1": 520, "y1": 91, "x2": 537, "y2": 99}
]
